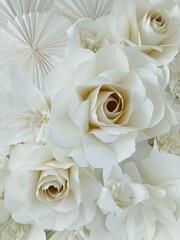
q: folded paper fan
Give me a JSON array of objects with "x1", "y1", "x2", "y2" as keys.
[
  {"x1": 0, "y1": 12, "x2": 71, "y2": 91},
  {"x1": 0, "y1": 0, "x2": 54, "y2": 27},
  {"x1": 54, "y1": 0, "x2": 115, "y2": 22}
]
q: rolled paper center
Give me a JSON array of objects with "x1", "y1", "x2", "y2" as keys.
[
  {"x1": 107, "y1": 100, "x2": 118, "y2": 112},
  {"x1": 48, "y1": 185, "x2": 58, "y2": 195}
]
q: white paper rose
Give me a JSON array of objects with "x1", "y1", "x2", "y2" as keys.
[
  {"x1": 46, "y1": 46, "x2": 176, "y2": 168},
  {"x1": 66, "y1": 15, "x2": 121, "y2": 54},
  {"x1": 4, "y1": 143, "x2": 101, "y2": 231},
  {"x1": 113, "y1": 0, "x2": 180, "y2": 64},
  {"x1": 97, "y1": 144, "x2": 180, "y2": 240}
]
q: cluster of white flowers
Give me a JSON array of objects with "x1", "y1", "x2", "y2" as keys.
[{"x1": 0, "y1": 0, "x2": 180, "y2": 239}]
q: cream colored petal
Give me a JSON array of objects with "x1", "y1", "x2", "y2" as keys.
[
  {"x1": 0, "y1": 200, "x2": 10, "y2": 224},
  {"x1": 134, "y1": 69, "x2": 164, "y2": 126},
  {"x1": 84, "y1": 133, "x2": 118, "y2": 168},
  {"x1": 50, "y1": 87, "x2": 82, "y2": 147},
  {"x1": 127, "y1": 98, "x2": 154, "y2": 129},
  {"x1": 74, "y1": 100, "x2": 90, "y2": 135},
  {"x1": 90, "y1": 129, "x2": 119, "y2": 143},
  {"x1": 69, "y1": 145, "x2": 89, "y2": 167},
  {"x1": 111, "y1": 131, "x2": 138, "y2": 163},
  {"x1": 79, "y1": 167, "x2": 101, "y2": 203},
  {"x1": 26, "y1": 224, "x2": 46, "y2": 240}
]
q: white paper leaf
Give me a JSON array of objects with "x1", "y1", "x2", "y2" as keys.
[
  {"x1": 54, "y1": 0, "x2": 115, "y2": 22},
  {"x1": 0, "y1": 12, "x2": 71, "y2": 91}
]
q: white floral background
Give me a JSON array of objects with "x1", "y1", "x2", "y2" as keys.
[{"x1": 0, "y1": 0, "x2": 180, "y2": 239}]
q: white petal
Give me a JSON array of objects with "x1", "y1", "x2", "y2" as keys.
[
  {"x1": 50, "y1": 87, "x2": 81, "y2": 147},
  {"x1": 79, "y1": 168, "x2": 101, "y2": 203},
  {"x1": 69, "y1": 145, "x2": 89, "y2": 167},
  {"x1": 98, "y1": 187, "x2": 121, "y2": 214},
  {"x1": 27, "y1": 224, "x2": 46, "y2": 240},
  {"x1": 135, "y1": 68, "x2": 165, "y2": 128},
  {"x1": 0, "y1": 199, "x2": 10, "y2": 224},
  {"x1": 123, "y1": 162, "x2": 142, "y2": 184},
  {"x1": 84, "y1": 133, "x2": 118, "y2": 168},
  {"x1": 140, "y1": 148, "x2": 180, "y2": 185},
  {"x1": 127, "y1": 97, "x2": 154, "y2": 129},
  {"x1": 112, "y1": 131, "x2": 138, "y2": 163},
  {"x1": 9, "y1": 143, "x2": 39, "y2": 171}
]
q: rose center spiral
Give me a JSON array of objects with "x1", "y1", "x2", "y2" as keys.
[
  {"x1": 156, "y1": 16, "x2": 162, "y2": 23},
  {"x1": 107, "y1": 100, "x2": 118, "y2": 112},
  {"x1": 48, "y1": 185, "x2": 58, "y2": 195}
]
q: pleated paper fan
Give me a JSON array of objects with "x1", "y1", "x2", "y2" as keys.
[
  {"x1": 0, "y1": 0, "x2": 54, "y2": 27},
  {"x1": 0, "y1": 11, "x2": 71, "y2": 91},
  {"x1": 54, "y1": 0, "x2": 115, "y2": 23}
]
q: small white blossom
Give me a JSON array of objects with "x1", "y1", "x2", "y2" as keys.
[
  {"x1": 0, "y1": 218, "x2": 30, "y2": 240},
  {"x1": 157, "y1": 130, "x2": 180, "y2": 156},
  {"x1": 0, "y1": 65, "x2": 50, "y2": 145}
]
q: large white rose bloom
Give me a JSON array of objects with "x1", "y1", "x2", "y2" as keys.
[
  {"x1": 113, "y1": 0, "x2": 180, "y2": 64},
  {"x1": 97, "y1": 144, "x2": 180, "y2": 240},
  {"x1": 46, "y1": 46, "x2": 176, "y2": 168},
  {"x1": 4, "y1": 143, "x2": 101, "y2": 231},
  {"x1": 0, "y1": 145, "x2": 46, "y2": 240}
]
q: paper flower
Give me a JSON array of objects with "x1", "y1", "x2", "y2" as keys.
[
  {"x1": 46, "y1": 46, "x2": 176, "y2": 168},
  {"x1": 67, "y1": 15, "x2": 121, "y2": 54},
  {"x1": 0, "y1": 65, "x2": 50, "y2": 145},
  {"x1": 113, "y1": 0, "x2": 180, "y2": 64},
  {"x1": 5, "y1": 144, "x2": 101, "y2": 231},
  {"x1": 97, "y1": 144, "x2": 180, "y2": 239},
  {"x1": 0, "y1": 0, "x2": 179, "y2": 239},
  {"x1": 0, "y1": 11, "x2": 71, "y2": 91}
]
